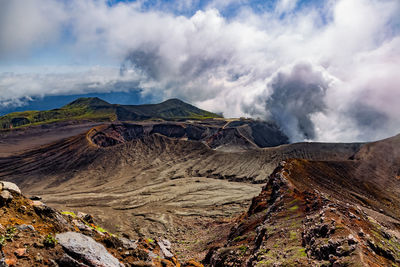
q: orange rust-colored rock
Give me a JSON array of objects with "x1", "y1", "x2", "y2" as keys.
[
  {"x1": 14, "y1": 248, "x2": 27, "y2": 258},
  {"x1": 186, "y1": 259, "x2": 204, "y2": 267},
  {"x1": 5, "y1": 257, "x2": 17, "y2": 266}
]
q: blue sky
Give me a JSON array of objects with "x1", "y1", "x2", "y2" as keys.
[
  {"x1": 107, "y1": 0, "x2": 276, "y2": 16},
  {"x1": 0, "y1": 0, "x2": 399, "y2": 142}
]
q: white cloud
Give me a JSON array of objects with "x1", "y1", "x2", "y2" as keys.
[
  {"x1": 0, "y1": 0, "x2": 67, "y2": 59},
  {"x1": 0, "y1": 66, "x2": 144, "y2": 107},
  {"x1": 0, "y1": 0, "x2": 399, "y2": 142}
]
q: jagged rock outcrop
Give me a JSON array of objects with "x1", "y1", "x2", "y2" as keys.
[
  {"x1": 86, "y1": 119, "x2": 289, "y2": 150},
  {"x1": 205, "y1": 151, "x2": 400, "y2": 266}
]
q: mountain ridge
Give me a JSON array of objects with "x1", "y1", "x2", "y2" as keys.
[
  {"x1": 0, "y1": 97, "x2": 222, "y2": 129},
  {"x1": 205, "y1": 133, "x2": 400, "y2": 266}
]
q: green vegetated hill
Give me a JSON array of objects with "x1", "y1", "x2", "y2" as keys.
[{"x1": 0, "y1": 97, "x2": 222, "y2": 129}]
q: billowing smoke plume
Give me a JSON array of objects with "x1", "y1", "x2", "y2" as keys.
[
  {"x1": 0, "y1": 0, "x2": 399, "y2": 142},
  {"x1": 265, "y1": 63, "x2": 333, "y2": 141}
]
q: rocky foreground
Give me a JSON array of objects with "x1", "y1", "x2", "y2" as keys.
[{"x1": 0, "y1": 181, "x2": 203, "y2": 267}]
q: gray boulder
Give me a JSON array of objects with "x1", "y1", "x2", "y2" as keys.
[
  {"x1": 0, "y1": 190, "x2": 12, "y2": 204},
  {"x1": 119, "y1": 237, "x2": 137, "y2": 250},
  {"x1": 16, "y1": 224, "x2": 35, "y2": 231},
  {"x1": 0, "y1": 181, "x2": 21, "y2": 194},
  {"x1": 56, "y1": 232, "x2": 124, "y2": 267},
  {"x1": 157, "y1": 239, "x2": 173, "y2": 259}
]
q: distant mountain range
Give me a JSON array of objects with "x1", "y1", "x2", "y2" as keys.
[{"x1": 0, "y1": 97, "x2": 222, "y2": 129}]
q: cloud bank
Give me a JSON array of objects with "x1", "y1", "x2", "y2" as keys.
[{"x1": 0, "y1": 0, "x2": 399, "y2": 142}]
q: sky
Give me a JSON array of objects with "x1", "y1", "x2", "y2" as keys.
[{"x1": 0, "y1": 0, "x2": 399, "y2": 142}]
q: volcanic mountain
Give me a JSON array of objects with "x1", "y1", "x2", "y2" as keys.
[
  {"x1": 0, "y1": 97, "x2": 399, "y2": 266},
  {"x1": 0, "y1": 97, "x2": 221, "y2": 129}
]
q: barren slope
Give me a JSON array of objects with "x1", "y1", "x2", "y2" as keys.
[
  {"x1": 0, "y1": 121, "x2": 362, "y2": 260},
  {"x1": 0, "y1": 121, "x2": 99, "y2": 157},
  {"x1": 207, "y1": 134, "x2": 400, "y2": 266}
]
